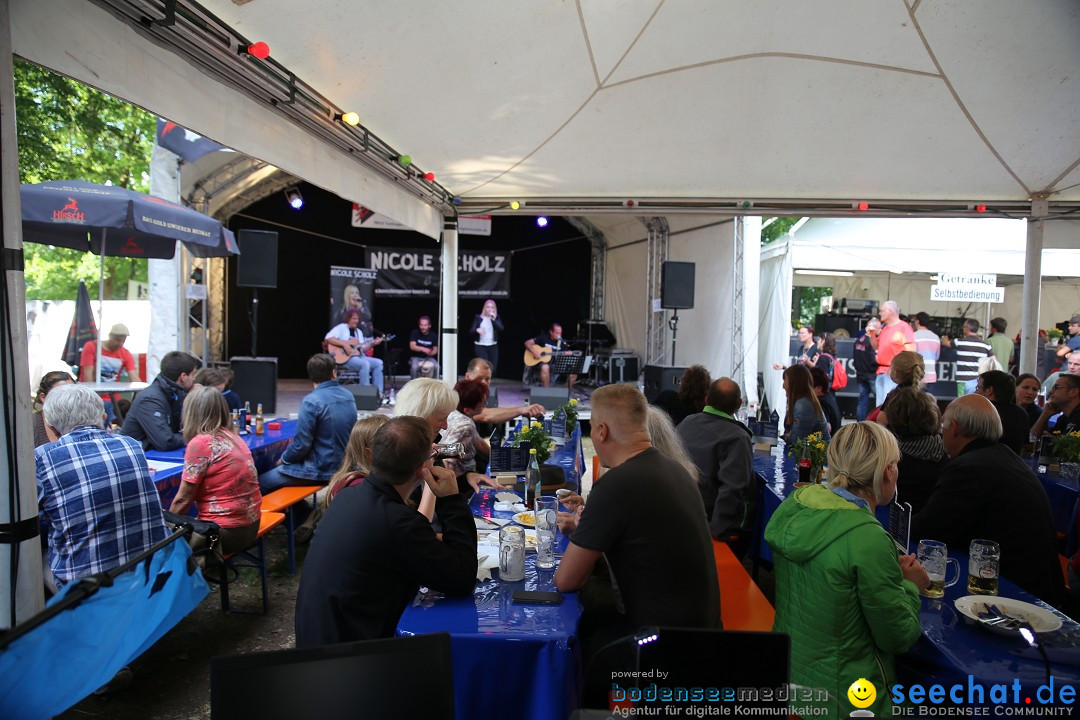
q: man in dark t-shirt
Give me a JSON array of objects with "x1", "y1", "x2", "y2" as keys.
[
  {"x1": 408, "y1": 315, "x2": 439, "y2": 378},
  {"x1": 556, "y1": 383, "x2": 719, "y2": 629}
]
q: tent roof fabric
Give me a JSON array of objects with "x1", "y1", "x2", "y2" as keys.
[
  {"x1": 776, "y1": 217, "x2": 1080, "y2": 277},
  {"x1": 194, "y1": 0, "x2": 1079, "y2": 207}
]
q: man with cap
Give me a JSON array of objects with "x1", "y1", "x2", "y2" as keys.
[
  {"x1": 79, "y1": 323, "x2": 137, "y2": 383},
  {"x1": 1057, "y1": 315, "x2": 1080, "y2": 368},
  {"x1": 80, "y1": 323, "x2": 138, "y2": 426}
]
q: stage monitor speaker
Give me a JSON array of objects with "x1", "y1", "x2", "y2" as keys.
[
  {"x1": 660, "y1": 261, "x2": 695, "y2": 309},
  {"x1": 643, "y1": 364, "x2": 688, "y2": 402},
  {"x1": 236, "y1": 229, "x2": 279, "y2": 289},
  {"x1": 528, "y1": 386, "x2": 569, "y2": 409},
  {"x1": 229, "y1": 357, "x2": 277, "y2": 414},
  {"x1": 346, "y1": 384, "x2": 380, "y2": 411}
]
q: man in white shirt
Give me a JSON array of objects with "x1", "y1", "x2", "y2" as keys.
[{"x1": 325, "y1": 310, "x2": 384, "y2": 393}]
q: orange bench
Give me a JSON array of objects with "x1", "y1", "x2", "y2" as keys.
[
  {"x1": 260, "y1": 485, "x2": 322, "y2": 575},
  {"x1": 713, "y1": 538, "x2": 775, "y2": 631},
  {"x1": 217, "y1": 511, "x2": 286, "y2": 614}
]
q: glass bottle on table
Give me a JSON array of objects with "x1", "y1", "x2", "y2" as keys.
[
  {"x1": 243, "y1": 401, "x2": 251, "y2": 433},
  {"x1": 255, "y1": 403, "x2": 265, "y2": 436},
  {"x1": 797, "y1": 443, "x2": 812, "y2": 483},
  {"x1": 525, "y1": 448, "x2": 542, "y2": 510}
]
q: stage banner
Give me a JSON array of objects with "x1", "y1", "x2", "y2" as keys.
[
  {"x1": 365, "y1": 247, "x2": 510, "y2": 298},
  {"x1": 351, "y1": 204, "x2": 491, "y2": 236},
  {"x1": 329, "y1": 266, "x2": 377, "y2": 330}
]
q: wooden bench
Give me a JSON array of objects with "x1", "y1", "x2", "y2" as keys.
[
  {"x1": 713, "y1": 538, "x2": 775, "y2": 631},
  {"x1": 260, "y1": 485, "x2": 322, "y2": 575},
  {"x1": 217, "y1": 511, "x2": 286, "y2": 614}
]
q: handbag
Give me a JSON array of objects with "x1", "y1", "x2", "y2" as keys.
[{"x1": 161, "y1": 510, "x2": 222, "y2": 566}]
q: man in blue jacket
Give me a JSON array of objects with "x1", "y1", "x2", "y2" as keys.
[
  {"x1": 259, "y1": 353, "x2": 356, "y2": 496},
  {"x1": 119, "y1": 350, "x2": 198, "y2": 451}
]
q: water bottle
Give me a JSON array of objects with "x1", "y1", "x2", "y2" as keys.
[
  {"x1": 525, "y1": 448, "x2": 542, "y2": 509},
  {"x1": 388, "y1": 387, "x2": 396, "y2": 405}
]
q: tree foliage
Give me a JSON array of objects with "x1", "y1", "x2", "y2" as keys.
[
  {"x1": 760, "y1": 217, "x2": 800, "y2": 246},
  {"x1": 14, "y1": 59, "x2": 154, "y2": 300}
]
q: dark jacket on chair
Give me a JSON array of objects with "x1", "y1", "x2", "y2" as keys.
[
  {"x1": 677, "y1": 410, "x2": 757, "y2": 541},
  {"x1": 912, "y1": 439, "x2": 1065, "y2": 608}
]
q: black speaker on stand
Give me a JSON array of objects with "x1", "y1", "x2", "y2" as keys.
[
  {"x1": 660, "y1": 261, "x2": 695, "y2": 365},
  {"x1": 643, "y1": 365, "x2": 688, "y2": 403},
  {"x1": 236, "y1": 229, "x2": 279, "y2": 357},
  {"x1": 230, "y1": 357, "x2": 278, "y2": 414}
]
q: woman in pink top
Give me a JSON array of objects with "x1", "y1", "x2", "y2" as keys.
[{"x1": 170, "y1": 385, "x2": 262, "y2": 563}]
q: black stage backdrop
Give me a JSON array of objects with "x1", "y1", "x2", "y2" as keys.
[{"x1": 226, "y1": 182, "x2": 591, "y2": 379}]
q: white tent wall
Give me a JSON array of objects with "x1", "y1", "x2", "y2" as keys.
[
  {"x1": 598, "y1": 215, "x2": 747, "y2": 382},
  {"x1": 759, "y1": 242, "x2": 794, "y2": 426},
  {"x1": 9, "y1": 0, "x2": 443, "y2": 240}
]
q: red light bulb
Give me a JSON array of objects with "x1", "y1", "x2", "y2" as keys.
[
  {"x1": 423, "y1": 172, "x2": 435, "y2": 182},
  {"x1": 976, "y1": 204, "x2": 987, "y2": 213},
  {"x1": 857, "y1": 201, "x2": 869, "y2": 211},
  {"x1": 247, "y1": 42, "x2": 270, "y2": 59}
]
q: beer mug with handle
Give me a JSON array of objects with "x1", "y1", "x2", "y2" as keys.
[{"x1": 916, "y1": 539, "x2": 960, "y2": 599}]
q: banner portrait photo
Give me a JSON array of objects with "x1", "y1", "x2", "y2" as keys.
[{"x1": 329, "y1": 266, "x2": 377, "y2": 330}]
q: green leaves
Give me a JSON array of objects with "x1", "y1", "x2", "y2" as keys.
[{"x1": 14, "y1": 59, "x2": 154, "y2": 299}]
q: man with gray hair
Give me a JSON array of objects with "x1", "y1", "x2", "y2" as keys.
[
  {"x1": 912, "y1": 394, "x2": 1063, "y2": 607},
  {"x1": 35, "y1": 384, "x2": 168, "y2": 589},
  {"x1": 868, "y1": 300, "x2": 915, "y2": 406}
]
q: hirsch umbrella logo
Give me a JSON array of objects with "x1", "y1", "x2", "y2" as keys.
[{"x1": 53, "y1": 197, "x2": 85, "y2": 222}]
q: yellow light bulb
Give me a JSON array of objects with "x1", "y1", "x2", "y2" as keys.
[
  {"x1": 509, "y1": 201, "x2": 520, "y2": 210},
  {"x1": 340, "y1": 111, "x2": 360, "y2": 126}
]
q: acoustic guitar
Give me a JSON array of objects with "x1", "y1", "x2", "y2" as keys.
[
  {"x1": 327, "y1": 333, "x2": 395, "y2": 365},
  {"x1": 523, "y1": 345, "x2": 578, "y2": 367}
]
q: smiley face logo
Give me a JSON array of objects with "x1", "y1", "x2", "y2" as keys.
[{"x1": 847, "y1": 678, "x2": 876, "y2": 709}]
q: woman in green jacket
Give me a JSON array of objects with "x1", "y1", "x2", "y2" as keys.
[{"x1": 765, "y1": 421, "x2": 929, "y2": 717}]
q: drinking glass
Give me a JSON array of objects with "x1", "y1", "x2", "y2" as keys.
[
  {"x1": 498, "y1": 525, "x2": 525, "y2": 582},
  {"x1": 916, "y1": 539, "x2": 959, "y2": 599},
  {"x1": 535, "y1": 496, "x2": 558, "y2": 570},
  {"x1": 967, "y1": 539, "x2": 1000, "y2": 595}
]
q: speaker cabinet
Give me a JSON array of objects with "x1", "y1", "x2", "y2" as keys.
[
  {"x1": 643, "y1": 364, "x2": 688, "y2": 402},
  {"x1": 229, "y1": 357, "x2": 278, "y2": 413},
  {"x1": 596, "y1": 352, "x2": 640, "y2": 385},
  {"x1": 346, "y1": 384, "x2": 380, "y2": 411},
  {"x1": 528, "y1": 386, "x2": 570, "y2": 409},
  {"x1": 661, "y1": 261, "x2": 695, "y2": 309},
  {"x1": 236, "y1": 229, "x2": 279, "y2": 289}
]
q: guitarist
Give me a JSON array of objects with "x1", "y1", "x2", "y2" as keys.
[
  {"x1": 325, "y1": 310, "x2": 384, "y2": 394},
  {"x1": 524, "y1": 323, "x2": 578, "y2": 389}
]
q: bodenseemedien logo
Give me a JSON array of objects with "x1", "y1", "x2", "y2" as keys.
[{"x1": 847, "y1": 677, "x2": 877, "y2": 717}]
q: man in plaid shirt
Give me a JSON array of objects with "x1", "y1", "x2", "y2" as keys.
[{"x1": 36, "y1": 384, "x2": 168, "y2": 588}]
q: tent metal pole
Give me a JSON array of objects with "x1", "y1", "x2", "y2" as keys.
[
  {"x1": 1021, "y1": 198, "x2": 1048, "y2": 376},
  {"x1": 440, "y1": 217, "x2": 459, "y2": 383},
  {"x1": 0, "y1": 0, "x2": 45, "y2": 626},
  {"x1": 97, "y1": 229, "x2": 106, "y2": 383}
]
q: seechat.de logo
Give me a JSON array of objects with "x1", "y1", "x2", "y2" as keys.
[
  {"x1": 847, "y1": 677, "x2": 877, "y2": 716},
  {"x1": 52, "y1": 197, "x2": 85, "y2": 223}
]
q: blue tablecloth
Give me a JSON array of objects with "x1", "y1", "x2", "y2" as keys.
[
  {"x1": 397, "y1": 487, "x2": 581, "y2": 720},
  {"x1": 898, "y1": 552, "x2": 1080, "y2": 707},
  {"x1": 145, "y1": 419, "x2": 296, "y2": 507},
  {"x1": 489, "y1": 421, "x2": 584, "y2": 489},
  {"x1": 1025, "y1": 455, "x2": 1080, "y2": 537}
]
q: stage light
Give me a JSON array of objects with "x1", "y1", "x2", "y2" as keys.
[
  {"x1": 423, "y1": 172, "x2": 435, "y2": 182},
  {"x1": 241, "y1": 41, "x2": 270, "y2": 59},
  {"x1": 536, "y1": 216, "x2": 548, "y2": 228},
  {"x1": 509, "y1": 201, "x2": 521, "y2": 210},
  {"x1": 336, "y1": 111, "x2": 360, "y2": 126},
  {"x1": 284, "y1": 187, "x2": 304, "y2": 210},
  {"x1": 399, "y1": 155, "x2": 412, "y2": 166}
]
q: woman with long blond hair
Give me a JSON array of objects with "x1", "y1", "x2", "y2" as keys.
[
  {"x1": 169, "y1": 385, "x2": 262, "y2": 561},
  {"x1": 324, "y1": 415, "x2": 389, "y2": 508}
]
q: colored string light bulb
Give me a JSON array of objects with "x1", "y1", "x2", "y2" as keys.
[{"x1": 246, "y1": 42, "x2": 270, "y2": 59}]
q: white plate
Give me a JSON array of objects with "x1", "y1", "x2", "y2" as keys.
[
  {"x1": 512, "y1": 511, "x2": 536, "y2": 527},
  {"x1": 953, "y1": 595, "x2": 1063, "y2": 634}
]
